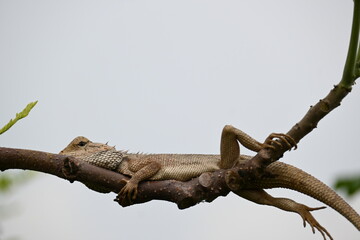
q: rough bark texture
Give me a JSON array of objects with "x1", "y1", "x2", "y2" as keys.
[
  {"x1": 0, "y1": 147, "x2": 230, "y2": 208},
  {"x1": 243, "y1": 85, "x2": 351, "y2": 175}
]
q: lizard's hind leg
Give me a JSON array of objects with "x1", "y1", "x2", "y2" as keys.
[{"x1": 235, "y1": 189, "x2": 332, "y2": 240}]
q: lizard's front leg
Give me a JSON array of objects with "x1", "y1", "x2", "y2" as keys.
[
  {"x1": 235, "y1": 189, "x2": 332, "y2": 240},
  {"x1": 220, "y1": 125, "x2": 263, "y2": 168},
  {"x1": 116, "y1": 158, "x2": 161, "y2": 205},
  {"x1": 220, "y1": 125, "x2": 296, "y2": 168}
]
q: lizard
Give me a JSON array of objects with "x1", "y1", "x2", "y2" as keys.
[{"x1": 60, "y1": 125, "x2": 360, "y2": 240}]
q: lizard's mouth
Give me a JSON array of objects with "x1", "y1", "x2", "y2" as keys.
[{"x1": 87, "y1": 142, "x2": 115, "y2": 152}]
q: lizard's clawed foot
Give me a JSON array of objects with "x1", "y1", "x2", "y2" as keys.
[
  {"x1": 263, "y1": 133, "x2": 297, "y2": 151},
  {"x1": 296, "y1": 204, "x2": 333, "y2": 240},
  {"x1": 115, "y1": 179, "x2": 139, "y2": 205}
]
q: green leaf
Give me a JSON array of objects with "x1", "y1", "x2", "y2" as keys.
[
  {"x1": 0, "y1": 176, "x2": 12, "y2": 191},
  {"x1": 0, "y1": 101, "x2": 38, "y2": 135},
  {"x1": 334, "y1": 175, "x2": 360, "y2": 196},
  {"x1": 0, "y1": 171, "x2": 35, "y2": 193}
]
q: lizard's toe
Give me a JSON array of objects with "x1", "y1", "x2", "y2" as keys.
[
  {"x1": 116, "y1": 180, "x2": 139, "y2": 205},
  {"x1": 298, "y1": 205, "x2": 333, "y2": 240},
  {"x1": 264, "y1": 133, "x2": 297, "y2": 150}
]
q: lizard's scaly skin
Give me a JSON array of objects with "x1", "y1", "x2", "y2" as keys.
[
  {"x1": 84, "y1": 150, "x2": 124, "y2": 170},
  {"x1": 120, "y1": 154, "x2": 220, "y2": 181}
]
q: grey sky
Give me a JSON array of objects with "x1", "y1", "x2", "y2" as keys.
[{"x1": 0, "y1": 0, "x2": 359, "y2": 239}]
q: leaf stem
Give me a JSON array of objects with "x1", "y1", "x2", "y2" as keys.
[
  {"x1": 340, "y1": 0, "x2": 360, "y2": 88},
  {"x1": 0, "y1": 101, "x2": 38, "y2": 135}
]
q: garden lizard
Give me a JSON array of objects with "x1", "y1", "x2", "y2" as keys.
[{"x1": 60, "y1": 125, "x2": 360, "y2": 240}]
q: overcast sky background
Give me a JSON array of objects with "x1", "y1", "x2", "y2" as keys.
[{"x1": 1, "y1": 0, "x2": 359, "y2": 239}]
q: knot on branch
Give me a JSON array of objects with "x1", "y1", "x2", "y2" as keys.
[
  {"x1": 198, "y1": 172, "x2": 213, "y2": 188},
  {"x1": 225, "y1": 169, "x2": 243, "y2": 191},
  {"x1": 114, "y1": 170, "x2": 231, "y2": 209},
  {"x1": 62, "y1": 156, "x2": 80, "y2": 182}
]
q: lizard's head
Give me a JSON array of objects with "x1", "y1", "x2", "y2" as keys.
[{"x1": 59, "y1": 136, "x2": 115, "y2": 158}]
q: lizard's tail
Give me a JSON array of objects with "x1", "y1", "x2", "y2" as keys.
[{"x1": 255, "y1": 162, "x2": 360, "y2": 231}]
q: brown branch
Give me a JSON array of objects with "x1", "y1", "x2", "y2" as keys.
[
  {"x1": 0, "y1": 147, "x2": 230, "y2": 208},
  {"x1": 241, "y1": 0, "x2": 360, "y2": 173},
  {"x1": 241, "y1": 85, "x2": 351, "y2": 177},
  {"x1": 287, "y1": 85, "x2": 350, "y2": 143}
]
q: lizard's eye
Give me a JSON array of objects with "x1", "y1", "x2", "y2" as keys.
[{"x1": 78, "y1": 141, "x2": 87, "y2": 147}]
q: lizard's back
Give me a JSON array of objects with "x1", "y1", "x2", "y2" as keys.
[{"x1": 119, "y1": 154, "x2": 221, "y2": 181}]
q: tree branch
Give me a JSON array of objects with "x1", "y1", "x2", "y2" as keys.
[
  {"x1": 240, "y1": 0, "x2": 360, "y2": 175},
  {"x1": 0, "y1": 147, "x2": 231, "y2": 208},
  {"x1": 341, "y1": 0, "x2": 360, "y2": 87}
]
